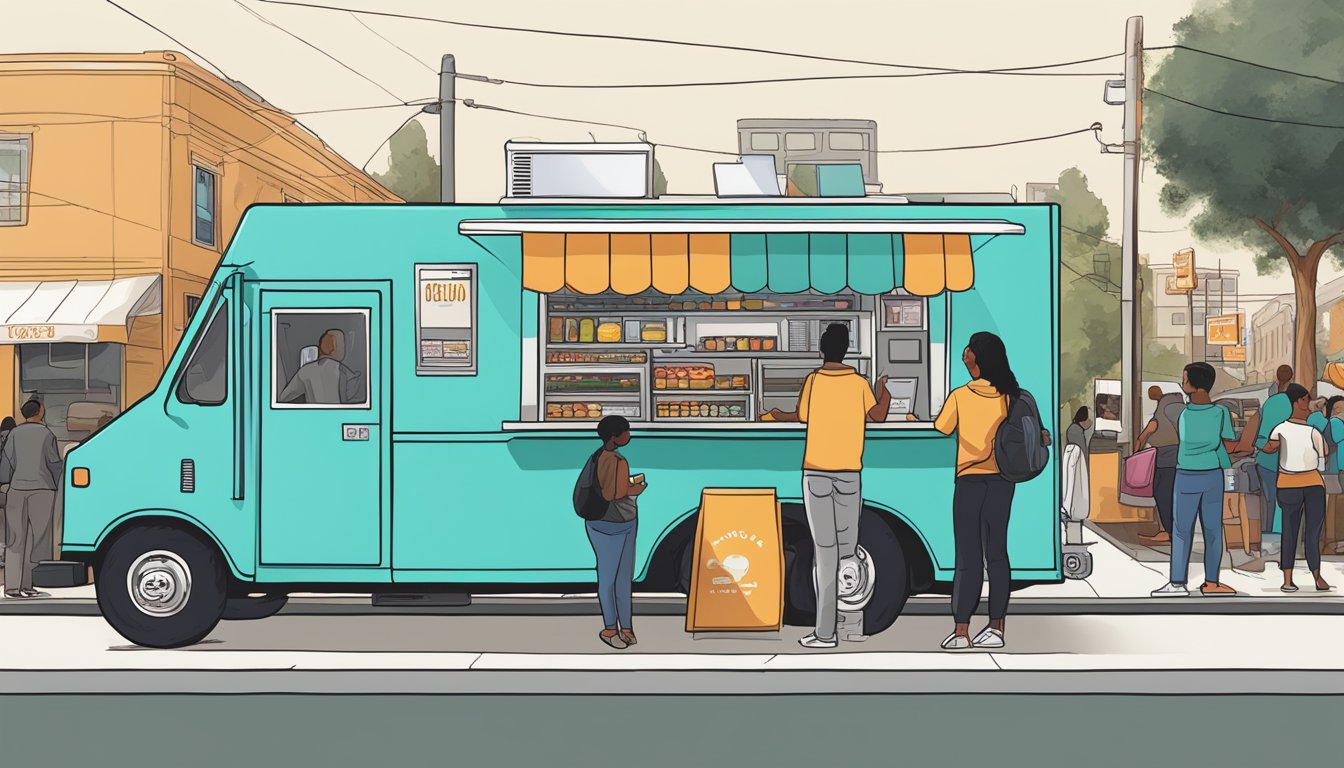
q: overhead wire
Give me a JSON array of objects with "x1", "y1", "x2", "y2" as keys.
[
  {"x1": 255, "y1": 0, "x2": 1120, "y2": 76},
  {"x1": 1144, "y1": 88, "x2": 1344, "y2": 130},
  {"x1": 233, "y1": 0, "x2": 406, "y2": 103},
  {"x1": 349, "y1": 12, "x2": 439, "y2": 75},
  {"x1": 1145, "y1": 44, "x2": 1344, "y2": 87}
]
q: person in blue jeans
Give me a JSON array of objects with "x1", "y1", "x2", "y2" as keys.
[
  {"x1": 587, "y1": 415, "x2": 647, "y2": 649},
  {"x1": 1151, "y1": 362, "x2": 1238, "y2": 597},
  {"x1": 1239, "y1": 365, "x2": 1294, "y2": 534}
]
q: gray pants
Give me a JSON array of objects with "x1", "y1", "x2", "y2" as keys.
[
  {"x1": 804, "y1": 471, "x2": 861, "y2": 641},
  {"x1": 4, "y1": 489, "x2": 55, "y2": 592}
]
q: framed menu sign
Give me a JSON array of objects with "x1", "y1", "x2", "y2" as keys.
[{"x1": 416, "y1": 264, "x2": 477, "y2": 375}]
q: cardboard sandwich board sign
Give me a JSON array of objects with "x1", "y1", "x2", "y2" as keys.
[{"x1": 685, "y1": 488, "x2": 784, "y2": 633}]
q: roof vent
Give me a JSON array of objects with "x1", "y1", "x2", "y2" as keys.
[{"x1": 505, "y1": 142, "x2": 654, "y2": 199}]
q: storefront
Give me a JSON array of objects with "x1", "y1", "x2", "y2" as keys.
[{"x1": 0, "y1": 275, "x2": 161, "y2": 445}]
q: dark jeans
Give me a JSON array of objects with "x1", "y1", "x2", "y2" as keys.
[
  {"x1": 1278, "y1": 485, "x2": 1325, "y2": 573},
  {"x1": 1153, "y1": 466, "x2": 1177, "y2": 533},
  {"x1": 952, "y1": 474, "x2": 1015, "y2": 625}
]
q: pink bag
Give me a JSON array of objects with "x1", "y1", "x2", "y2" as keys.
[{"x1": 1121, "y1": 447, "x2": 1158, "y2": 503}]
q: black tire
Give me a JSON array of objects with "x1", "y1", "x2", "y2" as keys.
[
  {"x1": 222, "y1": 594, "x2": 288, "y2": 621},
  {"x1": 782, "y1": 509, "x2": 910, "y2": 636},
  {"x1": 96, "y1": 525, "x2": 228, "y2": 648}
]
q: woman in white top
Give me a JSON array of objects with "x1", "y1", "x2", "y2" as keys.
[{"x1": 1264, "y1": 383, "x2": 1332, "y2": 592}]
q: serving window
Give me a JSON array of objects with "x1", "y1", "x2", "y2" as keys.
[{"x1": 531, "y1": 288, "x2": 945, "y2": 425}]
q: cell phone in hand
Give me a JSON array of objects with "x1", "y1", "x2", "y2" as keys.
[{"x1": 629, "y1": 474, "x2": 645, "y2": 485}]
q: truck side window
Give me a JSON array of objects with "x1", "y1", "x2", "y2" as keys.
[
  {"x1": 271, "y1": 310, "x2": 370, "y2": 408},
  {"x1": 177, "y1": 302, "x2": 228, "y2": 406}
]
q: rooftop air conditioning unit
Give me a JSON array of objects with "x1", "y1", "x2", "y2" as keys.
[{"x1": 505, "y1": 142, "x2": 655, "y2": 199}]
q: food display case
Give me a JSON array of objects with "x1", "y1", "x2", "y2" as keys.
[{"x1": 537, "y1": 289, "x2": 895, "y2": 424}]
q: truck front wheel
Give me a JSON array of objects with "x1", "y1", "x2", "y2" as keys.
[
  {"x1": 783, "y1": 509, "x2": 910, "y2": 636},
  {"x1": 97, "y1": 525, "x2": 228, "y2": 648}
]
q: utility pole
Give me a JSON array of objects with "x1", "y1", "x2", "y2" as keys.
[
  {"x1": 439, "y1": 54, "x2": 455, "y2": 203},
  {"x1": 1119, "y1": 16, "x2": 1144, "y2": 444}
]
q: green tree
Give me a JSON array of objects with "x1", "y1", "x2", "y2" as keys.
[
  {"x1": 1145, "y1": 0, "x2": 1344, "y2": 390},
  {"x1": 653, "y1": 157, "x2": 668, "y2": 197},
  {"x1": 1050, "y1": 169, "x2": 1188, "y2": 417},
  {"x1": 372, "y1": 118, "x2": 440, "y2": 203}
]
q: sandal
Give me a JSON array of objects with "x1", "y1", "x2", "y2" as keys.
[
  {"x1": 599, "y1": 631, "x2": 628, "y2": 650},
  {"x1": 619, "y1": 631, "x2": 637, "y2": 646}
]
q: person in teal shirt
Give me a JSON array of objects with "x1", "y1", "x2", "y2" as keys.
[
  {"x1": 1239, "y1": 390, "x2": 1293, "y2": 534},
  {"x1": 1326, "y1": 396, "x2": 1344, "y2": 475},
  {"x1": 1153, "y1": 363, "x2": 1238, "y2": 597},
  {"x1": 1307, "y1": 397, "x2": 1329, "y2": 434}
]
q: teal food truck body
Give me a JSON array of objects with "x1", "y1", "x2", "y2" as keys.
[{"x1": 49, "y1": 200, "x2": 1061, "y2": 647}]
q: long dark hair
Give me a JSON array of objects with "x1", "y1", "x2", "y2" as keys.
[
  {"x1": 1072, "y1": 406, "x2": 1090, "y2": 426},
  {"x1": 967, "y1": 331, "x2": 1021, "y2": 400},
  {"x1": 0, "y1": 416, "x2": 14, "y2": 433},
  {"x1": 1328, "y1": 396, "x2": 1344, "y2": 421}
]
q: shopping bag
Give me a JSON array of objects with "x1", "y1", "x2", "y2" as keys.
[{"x1": 1121, "y1": 447, "x2": 1158, "y2": 499}]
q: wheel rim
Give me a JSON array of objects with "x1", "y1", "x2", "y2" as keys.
[
  {"x1": 126, "y1": 550, "x2": 193, "y2": 617},
  {"x1": 813, "y1": 545, "x2": 877, "y2": 611}
]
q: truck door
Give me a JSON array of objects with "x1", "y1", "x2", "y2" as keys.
[{"x1": 259, "y1": 286, "x2": 388, "y2": 567}]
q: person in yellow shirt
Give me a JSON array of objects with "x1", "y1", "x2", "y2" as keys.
[
  {"x1": 934, "y1": 331, "x2": 1045, "y2": 650},
  {"x1": 766, "y1": 323, "x2": 891, "y2": 648}
]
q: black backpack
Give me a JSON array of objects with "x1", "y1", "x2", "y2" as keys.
[
  {"x1": 572, "y1": 448, "x2": 610, "y2": 520},
  {"x1": 995, "y1": 389, "x2": 1049, "y2": 483}
]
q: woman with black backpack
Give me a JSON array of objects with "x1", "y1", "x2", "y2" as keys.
[
  {"x1": 934, "y1": 332, "x2": 1048, "y2": 650},
  {"x1": 580, "y1": 416, "x2": 647, "y2": 649}
]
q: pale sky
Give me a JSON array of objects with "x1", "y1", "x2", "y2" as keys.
[{"x1": 8, "y1": 0, "x2": 1339, "y2": 316}]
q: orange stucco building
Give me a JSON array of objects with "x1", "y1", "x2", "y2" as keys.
[{"x1": 0, "y1": 51, "x2": 399, "y2": 444}]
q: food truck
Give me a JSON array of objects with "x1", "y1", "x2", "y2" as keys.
[{"x1": 42, "y1": 199, "x2": 1061, "y2": 647}]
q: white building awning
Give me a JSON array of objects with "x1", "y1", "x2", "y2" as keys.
[{"x1": 0, "y1": 275, "x2": 162, "y2": 344}]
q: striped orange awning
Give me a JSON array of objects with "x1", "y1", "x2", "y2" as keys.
[{"x1": 519, "y1": 231, "x2": 977, "y2": 297}]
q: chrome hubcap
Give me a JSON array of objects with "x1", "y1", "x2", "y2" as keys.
[
  {"x1": 127, "y1": 550, "x2": 192, "y2": 617},
  {"x1": 812, "y1": 545, "x2": 877, "y2": 611}
]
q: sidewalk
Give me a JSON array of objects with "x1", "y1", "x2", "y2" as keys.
[{"x1": 5, "y1": 524, "x2": 1343, "y2": 613}]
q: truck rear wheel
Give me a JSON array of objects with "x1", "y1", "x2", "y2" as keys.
[
  {"x1": 783, "y1": 509, "x2": 910, "y2": 636},
  {"x1": 97, "y1": 525, "x2": 227, "y2": 648}
]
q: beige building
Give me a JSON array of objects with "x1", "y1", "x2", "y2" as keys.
[{"x1": 0, "y1": 51, "x2": 399, "y2": 444}]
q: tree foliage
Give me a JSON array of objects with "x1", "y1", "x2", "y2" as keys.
[
  {"x1": 1145, "y1": 0, "x2": 1344, "y2": 386},
  {"x1": 372, "y1": 118, "x2": 440, "y2": 203}
]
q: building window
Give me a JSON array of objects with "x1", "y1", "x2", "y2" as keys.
[
  {"x1": 749, "y1": 133, "x2": 779, "y2": 151},
  {"x1": 185, "y1": 295, "x2": 202, "y2": 322},
  {"x1": 785, "y1": 133, "x2": 817, "y2": 151},
  {"x1": 1172, "y1": 312, "x2": 1186, "y2": 326},
  {"x1": 177, "y1": 302, "x2": 229, "y2": 406},
  {"x1": 0, "y1": 134, "x2": 32, "y2": 226},
  {"x1": 829, "y1": 132, "x2": 866, "y2": 150},
  {"x1": 193, "y1": 165, "x2": 217, "y2": 247},
  {"x1": 416, "y1": 264, "x2": 477, "y2": 375},
  {"x1": 19, "y1": 343, "x2": 122, "y2": 442}
]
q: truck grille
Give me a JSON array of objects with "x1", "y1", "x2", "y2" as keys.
[{"x1": 180, "y1": 459, "x2": 195, "y2": 493}]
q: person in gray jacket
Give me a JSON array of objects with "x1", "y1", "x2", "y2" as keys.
[
  {"x1": 0, "y1": 415, "x2": 15, "y2": 570},
  {"x1": 2, "y1": 400, "x2": 64, "y2": 599}
]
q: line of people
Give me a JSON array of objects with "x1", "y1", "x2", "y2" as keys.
[
  {"x1": 1143, "y1": 363, "x2": 1337, "y2": 597},
  {"x1": 578, "y1": 324, "x2": 1044, "y2": 651}
]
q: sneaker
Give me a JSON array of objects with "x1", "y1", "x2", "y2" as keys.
[
  {"x1": 1200, "y1": 582, "x2": 1236, "y2": 596},
  {"x1": 1281, "y1": 583, "x2": 1300, "y2": 593},
  {"x1": 799, "y1": 633, "x2": 838, "y2": 649},
  {"x1": 19, "y1": 589, "x2": 49, "y2": 598},
  {"x1": 3, "y1": 589, "x2": 24, "y2": 600},
  {"x1": 1150, "y1": 582, "x2": 1189, "y2": 597},
  {"x1": 598, "y1": 631, "x2": 628, "y2": 650},
  {"x1": 941, "y1": 632, "x2": 972, "y2": 650},
  {"x1": 972, "y1": 627, "x2": 1005, "y2": 648}
]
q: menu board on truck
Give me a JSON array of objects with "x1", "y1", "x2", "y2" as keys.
[
  {"x1": 685, "y1": 488, "x2": 784, "y2": 633},
  {"x1": 416, "y1": 264, "x2": 476, "y2": 375}
]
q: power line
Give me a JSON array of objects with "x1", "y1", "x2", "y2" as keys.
[
  {"x1": 1145, "y1": 88, "x2": 1344, "y2": 130},
  {"x1": 1145, "y1": 44, "x2": 1344, "y2": 87},
  {"x1": 234, "y1": 0, "x2": 406, "y2": 103},
  {"x1": 257, "y1": 0, "x2": 1120, "y2": 76},
  {"x1": 490, "y1": 65, "x2": 1120, "y2": 90},
  {"x1": 878, "y1": 125, "x2": 1100, "y2": 153},
  {"x1": 103, "y1": 0, "x2": 233, "y2": 78},
  {"x1": 350, "y1": 13, "x2": 438, "y2": 75}
]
